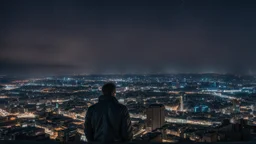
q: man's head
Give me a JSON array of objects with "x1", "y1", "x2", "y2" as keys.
[{"x1": 102, "y1": 82, "x2": 116, "y2": 96}]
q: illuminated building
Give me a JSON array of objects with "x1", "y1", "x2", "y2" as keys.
[
  {"x1": 57, "y1": 128, "x2": 78, "y2": 142},
  {"x1": 146, "y1": 104, "x2": 165, "y2": 131},
  {"x1": 202, "y1": 106, "x2": 209, "y2": 112},
  {"x1": 179, "y1": 92, "x2": 186, "y2": 111},
  {"x1": 56, "y1": 103, "x2": 60, "y2": 114},
  {"x1": 194, "y1": 106, "x2": 200, "y2": 113},
  {"x1": 180, "y1": 96, "x2": 183, "y2": 111},
  {"x1": 233, "y1": 99, "x2": 240, "y2": 113},
  {"x1": 194, "y1": 105, "x2": 209, "y2": 113}
]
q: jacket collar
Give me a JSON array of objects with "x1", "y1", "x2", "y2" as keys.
[{"x1": 98, "y1": 95, "x2": 119, "y2": 103}]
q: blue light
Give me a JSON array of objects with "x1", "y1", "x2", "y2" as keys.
[{"x1": 194, "y1": 106, "x2": 200, "y2": 112}]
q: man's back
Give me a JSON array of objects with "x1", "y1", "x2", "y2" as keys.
[{"x1": 84, "y1": 95, "x2": 133, "y2": 143}]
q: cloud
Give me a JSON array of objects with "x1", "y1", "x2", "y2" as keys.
[{"x1": 0, "y1": 0, "x2": 256, "y2": 75}]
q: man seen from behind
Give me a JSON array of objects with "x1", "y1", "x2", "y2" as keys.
[{"x1": 84, "y1": 82, "x2": 133, "y2": 143}]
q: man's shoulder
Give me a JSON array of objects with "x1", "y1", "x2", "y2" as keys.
[
  {"x1": 117, "y1": 102, "x2": 126, "y2": 107},
  {"x1": 87, "y1": 103, "x2": 98, "y2": 111},
  {"x1": 116, "y1": 103, "x2": 128, "y2": 111},
  {"x1": 88, "y1": 100, "x2": 128, "y2": 112}
]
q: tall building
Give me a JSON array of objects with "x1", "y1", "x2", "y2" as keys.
[
  {"x1": 146, "y1": 104, "x2": 165, "y2": 132},
  {"x1": 180, "y1": 95, "x2": 184, "y2": 111},
  {"x1": 136, "y1": 92, "x2": 145, "y2": 110},
  {"x1": 232, "y1": 99, "x2": 240, "y2": 113},
  {"x1": 179, "y1": 92, "x2": 186, "y2": 111},
  {"x1": 56, "y1": 103, "x2": 60, "y2": 114},
  {"x1": 252, "y1": 103, "x2": 256, "y2": 114}
]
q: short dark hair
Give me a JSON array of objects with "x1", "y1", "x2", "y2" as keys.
[{"x1": 102, "y1": 83, "x2": 116, "y2": 95}]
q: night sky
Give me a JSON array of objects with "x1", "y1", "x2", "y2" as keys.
[{"x1": 1, "y1": 0, "x2": 256, "y2": 75}]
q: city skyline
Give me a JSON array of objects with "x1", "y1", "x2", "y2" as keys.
[
  {"x1": 1, "y1": 1, "x2": 256, "y2": 141},
  {"x1": 0, "y1": 74, "x2": 256, "y2": 142},
  {"x1": 1, "y1": 0, "x2": 256, "y2": 75}
]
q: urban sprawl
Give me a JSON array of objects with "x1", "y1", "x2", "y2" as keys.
[{"x1": 0, "y1": 74, "x2": 256, "y2": 142}]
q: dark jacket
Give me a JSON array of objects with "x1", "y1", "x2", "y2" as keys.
[{"x1": 84, "y1": 95, "x2": 133, "y2": 143}]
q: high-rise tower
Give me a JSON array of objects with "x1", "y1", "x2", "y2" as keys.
[{"x1": 146, "y1": 104, "x2": 165, "y2": 132}]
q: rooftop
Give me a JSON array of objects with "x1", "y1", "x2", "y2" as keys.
[{"x1": 1, "y1": 140, "x2": 256, "y2": 144}]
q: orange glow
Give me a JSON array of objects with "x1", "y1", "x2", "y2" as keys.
[{"x1": 10, "y1": 117, "x2": 16, "y2": 121}]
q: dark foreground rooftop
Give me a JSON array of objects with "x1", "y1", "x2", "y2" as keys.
[{"x1": 1, "y1": 141, "x2": 256, "y2": 144}]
